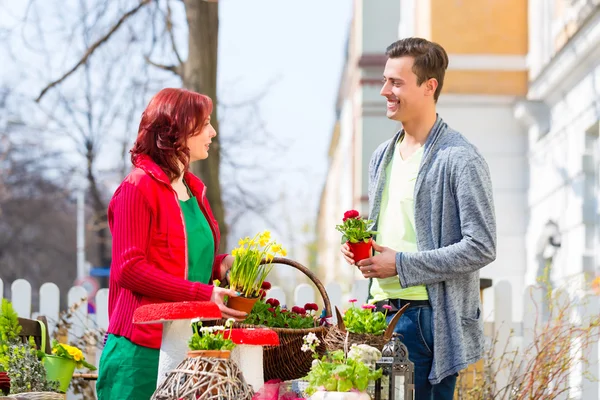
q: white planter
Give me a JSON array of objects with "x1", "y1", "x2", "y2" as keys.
[{"x1": 309, "y1": 392, "x2": 371, "y2": 400}]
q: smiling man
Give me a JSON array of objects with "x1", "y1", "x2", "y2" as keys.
[{"x1": 341, "y1": 38, "x2": 496, "y2": 399}]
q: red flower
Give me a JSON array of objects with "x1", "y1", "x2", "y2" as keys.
[
  {"x1": 304, "y1": 303, "x2": 318, "y2": 311},
  {"x1": 292, "y1": 306, "x2": 306, "y2": 315},
  {"x1": 258, "y1": 289, "x2": 267, "y2": 299},
  {"x1": 266, "y1": 298, "x2": 280, "y2": 308},
  {"x1": 343, "y1": 210, "x2": 360, "y2": 222},
  {"x1": 268, "y1": 307, "x2": 276, "y2": 313},
  {"x1": 261, "y1": 281, "x2": 272, "y2": 290}
]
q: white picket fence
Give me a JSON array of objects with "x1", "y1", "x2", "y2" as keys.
[
  {"x1": 0, "y1": 277, "x2": 370, "y2": 354},
  {"x1": 3, "y1": 277, "x2": 599, "y2": 399}
]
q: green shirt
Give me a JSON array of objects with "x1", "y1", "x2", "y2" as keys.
[
  {"x1": 370, "y1": 140, "x2": 428, "y2": 301},
  {"x1": 179, "y1": 182, "x2": 215, "y2": 284}
]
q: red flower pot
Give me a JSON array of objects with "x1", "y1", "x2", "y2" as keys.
[
  {"x1": 347, "y1": 239, "x2": 373, "y2": 263},
  {"x1": 0, "y1": 371, "x2": 10, "y2": 395}
]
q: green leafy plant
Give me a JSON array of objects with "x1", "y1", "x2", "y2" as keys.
[
  {"x1": 0, "y1": 298, "x2": 22, "y2": 369},
  {"x1": 0, "y1": 299, "x2": 58, "y2": 393},
  {"x1": 342, "y1": 299, "x2": 390, "y2": 335},
  {"x1": 244, "y1": 296, "x2": 320, "y2": 329},
  {"x1": 188, "y1": 319, "x2": 236, "y2": 351},
  {"x1": 301, "y1": 333, "x2": 383, "y2": 395},
  {"x1": 335, "y1": 210, "x2": 377, "y2": 244},
  {"x1": 228, "y1": 231, "x2": 287, "y2": 298}
]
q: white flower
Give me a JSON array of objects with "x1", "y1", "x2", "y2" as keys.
[
  {"x1": 304, "y1": 332, "x2": 320, "y2": 346},
  {"x1": 190, "y1": 317, "x2": 200, "y2": 325},
  {"x1": 348, "y1": 344, "x2": 381, "y2": 368},
  {"x1": 213, "y1": 326, "x2": 225, "y2": 331},
  {"x1": 301, "y1": 344, "x2": 311, "y2": 353},
  {"x1": 225, "y1": 318, "x2": 236, "y2": 328}
]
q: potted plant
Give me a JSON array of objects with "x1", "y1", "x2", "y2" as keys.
[
  {"x1": 0, "y1": 365, "x2": 10, "y2": 395},
  {"x1": 226, "y1": 230, "x2": 287, "y2": 313},
  {"x1": 40, "y1": 340, "x2": 96, "y2": 393},
  {"x1": 301, "y1": 333, "x2": 382, "y2": 400},
  {"x1": 0, "y1": 299, "x2": 60, "y2": 394},
  {"x1": 188, "y1": 318, "x2": 236, "y2": 359},
  {"x1": 335, "y1": 210, "x2": 377, "y2": 262},
  {"x1": 244, "y1": 294, "x2": 322, "y2": 329}
]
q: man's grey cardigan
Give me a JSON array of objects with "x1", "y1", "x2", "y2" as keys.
[{"x1": 367, "y1": 116, "x2": 496, "y2": 384}]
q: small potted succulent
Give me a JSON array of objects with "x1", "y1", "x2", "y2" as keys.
[
  {"x1": 335, "y1": 210, "x2": 377, "y2": 262},
  {"x1": 226, "y1": 231, "x2": 287, "y2": 313}
]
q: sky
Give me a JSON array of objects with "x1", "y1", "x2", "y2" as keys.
[{"x1": 0, "y1": 0, "x2": 354, "y2": 267}]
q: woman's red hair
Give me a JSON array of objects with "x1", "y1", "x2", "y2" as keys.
[{"x1": 130, "y1": 88, "x2": 213, "y2": 181}]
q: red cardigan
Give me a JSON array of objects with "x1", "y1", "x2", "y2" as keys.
[{"x1": 106, "y1": 155, "x2": 227, "y2": 349}]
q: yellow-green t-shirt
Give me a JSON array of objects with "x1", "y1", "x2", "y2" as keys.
[{"x1": 369, "y1": 140, "x2": 428, "y2": 302}]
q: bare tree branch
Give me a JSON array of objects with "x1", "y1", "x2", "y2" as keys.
[
  {"x1": 166, "y1": 0, "x2": 183, "y2": 65},
  {"x1": 143, "y1": 54, "x2": 181, "y2": 76},
  {"x1": 35, "y1": 0, "x2": 151, "y2": 102}
]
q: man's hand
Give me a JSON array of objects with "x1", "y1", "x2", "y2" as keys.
[
  {"x1": 340, "y1": 242, "x2": 355, "y2": 265},
  {"x1": 357, "y1": 241, "x2": 398, "y2": 279},
  {"x1": 210, "y1": 287, "x2": 247, "y2": 321}
]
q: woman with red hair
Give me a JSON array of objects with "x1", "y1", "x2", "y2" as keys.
[{"x1": 96, "y1": 88, "x2": 246, "y2": 399}]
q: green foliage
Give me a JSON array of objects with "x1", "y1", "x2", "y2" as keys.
[
  {"x1": 335, "y1": 215, "x2": 377, "y2": 244},
  {"x1": 188, "y1": 320, "x2": 236, "y2": 351},
  {"x1": 0, "y1": 299, "x2": 22, "y2": 371},
  {"x1": 244, "y1": 298, "x2": 318, "y2": 329},
  {"x1": 4, "y1": 340, "x2": 59, "y2": 394},
  {"x1": 342, "y1": 303, "x2": 388, "y2": 335},
  {"x1": 301, "y1": 333, "x2": 382, "y2": 396}
]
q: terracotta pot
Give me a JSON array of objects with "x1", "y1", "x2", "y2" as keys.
[
  {"x1": 187, "y1": 349, "x2": 231, "y2": 359},
  {"x1": 226, "y1": 295, "x2": 259, "y2": 314},
  {"x1": 347, "y1": 239, "x2": 373, "y2": 263}
]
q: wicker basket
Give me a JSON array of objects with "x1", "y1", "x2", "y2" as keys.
[
  {"x1": 324, "y1": 303, "x2": 409, "y2": 352},
  {"x1": 220, "y1": 257, "x2": 332, "y2": 382},
  {"x1": 5, "y1": 393, "x2": 65, "y2": 400}
]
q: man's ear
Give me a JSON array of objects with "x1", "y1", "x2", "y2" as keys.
[{"x1": 425, "y1": 78, "x2": 438, "y2": 97}]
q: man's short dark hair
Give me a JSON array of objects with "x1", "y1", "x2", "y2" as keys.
[{"x1": 386, "y1": 38, "x2": 449, "y2": 102}]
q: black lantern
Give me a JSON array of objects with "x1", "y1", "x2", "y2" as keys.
[{"x1": 374, "y1": 333, "x2": 414, "y2": 400}]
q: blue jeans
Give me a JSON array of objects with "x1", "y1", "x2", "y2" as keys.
[{"x1": 386, "y1": 305, "x2": 457, "y2": 400}]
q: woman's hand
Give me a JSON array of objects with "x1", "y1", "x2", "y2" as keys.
[{"x1": 210, "y1": 286, "x2": 247, "y2": 320}]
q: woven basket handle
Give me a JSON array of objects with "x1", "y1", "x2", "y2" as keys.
[
  {"x1": 260, "y1": 257, "x2": 332, "y2": 318},
  {"x1": 334, "y1": 302, "x2": 410, "y2": 340}
]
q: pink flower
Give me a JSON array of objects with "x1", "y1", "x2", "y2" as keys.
[
  {"x1": 361, "y1": 304, "x2": 376, "y2": 310},
  {"x1": 343, "y1": 210, "x2": 360, "y2": 222},
  {"x1": 348, "y1": 298, "x2": 357, "y2": 303},
  {"x1": 382, "y1": 305, "x2": 393, "y2": 310}
]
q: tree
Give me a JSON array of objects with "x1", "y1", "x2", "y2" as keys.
[
  {"x1": 0, "y1": 89, "x2": 78, "y2": 304},
  {"x1": 35, "y1": 0, "x2": 231, "y2": 251}
]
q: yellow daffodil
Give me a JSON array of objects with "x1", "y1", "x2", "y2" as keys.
[
  {"x1": 231, "y1": 248, "x2": 238, "y2": 257},
  {"x1": 265, "y1": 253, "x2": 274, "y2": 262},
  {"x1": 271, "y1": 244, "x2": 281, "y2": 253},
  {"x1": 281, "y1": 248, "x2": 288, "y2": 257}
]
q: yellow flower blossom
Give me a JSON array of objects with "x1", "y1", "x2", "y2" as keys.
[
  {"x1": 281, "y1": 248, "x2": 287, "y2": 257},
  {"x1": 231, "y1": 248, "x2": 239, "y2": 257},
  {"x1": 265, "y1": 253, "x2": 274, "y2": 262},
  {"x1": 271, "y1": 244, "x2": 281, "y2": 254}
]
